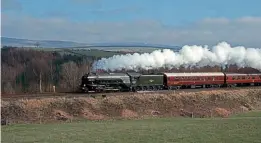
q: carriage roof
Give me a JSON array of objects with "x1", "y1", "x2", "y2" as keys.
[{"x1": 163, "y1": 72, "x2": 224, "y2": 77}]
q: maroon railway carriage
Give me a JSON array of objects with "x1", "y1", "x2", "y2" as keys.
[
  {"x1": 225, "y1": 73, "x2": 261, "y2": 87},
  {"x1": 163, "y1": 72, "x2": 225, "y2": 89}
]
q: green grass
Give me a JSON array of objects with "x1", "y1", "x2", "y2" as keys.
[
  {"x1": 60, "y1": 49, "x2": 121, "y2": 57},
  {"x1": 231, "y1": 110, "x2": 261, "y2": 118},
  {"x1": 32, "y1": 48, "x2": 123, "y2": 58},
  {"x1": 25, "y1": 47, "x2": 159, "y2": 58},
  {"x1": 2, "y1": 114, "x2": 261, "y2": 143}
]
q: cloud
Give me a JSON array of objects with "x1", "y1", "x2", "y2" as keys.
[
  {"x1": 2, "y1": 14, "x2": 261, "y2": 48},
  {"x1": 1, "y1": 0, "x2": 22, "y2": 11}
]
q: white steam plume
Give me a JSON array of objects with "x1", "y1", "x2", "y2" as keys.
[{"x1": 92, "y1": 42, "x2": 261, "y2": 71}]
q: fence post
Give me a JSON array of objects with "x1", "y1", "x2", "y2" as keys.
[{"x1": 53, "y1": 86, "x2": 56, "y2": 93}]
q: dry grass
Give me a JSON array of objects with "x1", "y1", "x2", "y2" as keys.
[
  {"x1": 2, "y1": 88, "x2": 261, "y2": 124},
  {"x1": 121, "y1": 109, "x2": 138, "y2": 118},
  {"x1": 214, "y1": 108, "x2": 231, "y2": 117}
]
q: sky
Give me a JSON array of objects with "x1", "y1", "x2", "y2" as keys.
[{"x1": 2, "y1": 0, "x2": 261, "y2": 47}]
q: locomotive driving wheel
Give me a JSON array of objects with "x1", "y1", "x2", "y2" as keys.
[{"x1": 136, "y1": 86, "x2": 142, "y2": 91}]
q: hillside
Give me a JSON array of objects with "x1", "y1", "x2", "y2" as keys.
[
  {"x1": 2, "y1": 88, "x2": 261, "y2": 124},
  {"x1": 1, "y1": 37, "x2": 87, "y2": 48},
  {"x1": 1, "y1": 37, "x2": 181, "y2": 51}
]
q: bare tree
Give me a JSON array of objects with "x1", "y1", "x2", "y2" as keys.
[
  {"x1": 26, "y1": 56, "x2": 51, "y2": 93},
  {"x1": 78, "y1": 60, "x2": 91, "y2": 76},
  {"x1": 60, "y1": 61, "x2": 81, "y2": 92},
  {"x1": 1, "y1": 64, "x2": 20, "y2": 94}
]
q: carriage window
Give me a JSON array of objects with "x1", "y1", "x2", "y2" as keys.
[
  {"x1": 252, "y1": 76, "x2": 255, "y2": 79},
  {"x1": 232, "y1": 76, "x2": 236, "y2": 80},
  {"x1": 242, "y1": 76, "x2": 245, "y2": 79},
  {"x1": 259, "y1": 76, "x2": 261, "y2": 79}
]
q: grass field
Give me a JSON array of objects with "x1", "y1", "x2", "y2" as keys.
[
  {"x1": 36, "y1": 48, "x2": 124, "y2": 58},
  {"x1": 231, "y1": 110, "x2": 261, "y2": 117},
  {"x1": 2, "y1": 111, "x2": 261, "y2": 143},
  {"x1": 28, "y1": 47, "x2": 160, "y2": 58}
]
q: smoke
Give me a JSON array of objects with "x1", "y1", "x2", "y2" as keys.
[{"x1": 92, "y1": 42, "x2": 261, "y2": 72}]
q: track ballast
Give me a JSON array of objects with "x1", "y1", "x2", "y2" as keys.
[{"x1": 2, "y1": 85, "x2": 261, "y2": 100}]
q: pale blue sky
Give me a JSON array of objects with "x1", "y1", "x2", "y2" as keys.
[{"x1": 2, "y1": 0, "x2": 261, "y2": 47}]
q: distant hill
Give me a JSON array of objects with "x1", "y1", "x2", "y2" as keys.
[
  {"x1": 1, "y1": 37, "x2": 182, "y2": 49},
  {"x1": 1, "y1": 37, "x2": 87, "y2": 48}
]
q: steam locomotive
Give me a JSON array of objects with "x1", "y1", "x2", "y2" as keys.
[{"x1": 79, "y1": 72, "x2": 261, "y2": 93}]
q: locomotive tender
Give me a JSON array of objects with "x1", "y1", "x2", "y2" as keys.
[{"x1": 80, "y1": 72, "x2": 261, "y2": 93}]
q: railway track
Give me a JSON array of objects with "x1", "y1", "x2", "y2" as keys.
[{"x1": 1, "y1": 86, "x2": 261, "y2": 100}]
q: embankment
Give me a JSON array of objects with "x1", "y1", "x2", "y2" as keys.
[{"x1": 2, "y1": 89, "x2": 261, "y2": 124}]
